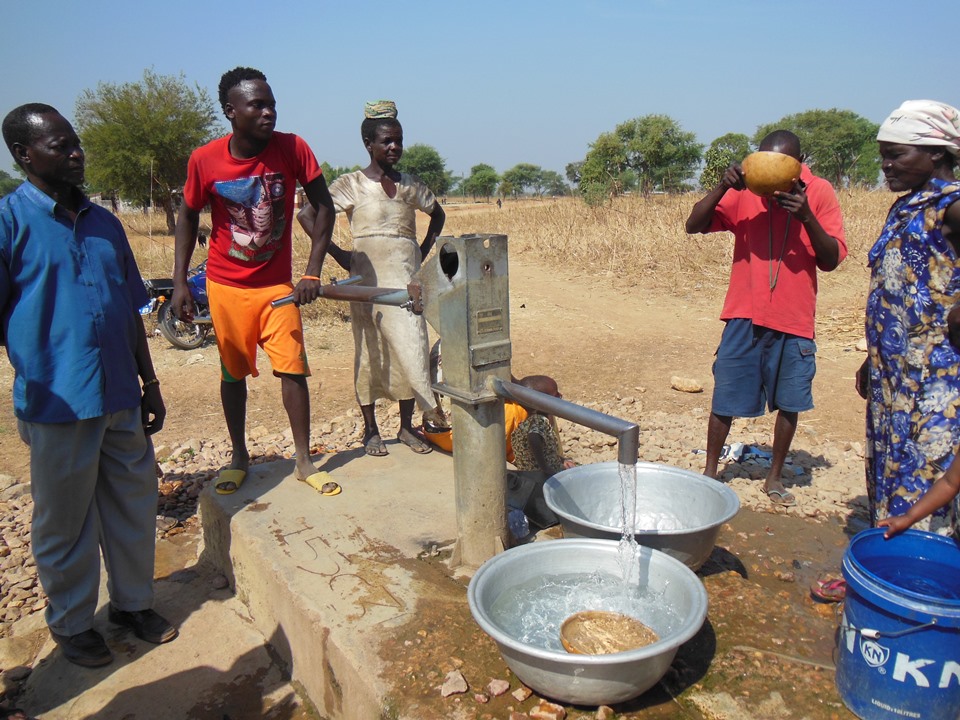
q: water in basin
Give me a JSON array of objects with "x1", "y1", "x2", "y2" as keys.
[{"x1": 489, "y1": 569, "x2": 681, "y2": 653}]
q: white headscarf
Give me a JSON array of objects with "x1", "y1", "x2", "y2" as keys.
[{"x1": 877, "y1": 100, "x2": 960, "y2": 157}]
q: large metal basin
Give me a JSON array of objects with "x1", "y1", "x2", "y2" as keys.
[
  {"x1": 468, "y1": 538, "x2": 708, "y2": 705},
  {"x1": 544, "y1": 461, "x2": 740, "y2": 570}
]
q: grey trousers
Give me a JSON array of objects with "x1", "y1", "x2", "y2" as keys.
[{"x1": 19, "y1": 407, "x2": 157, "y2": 635}]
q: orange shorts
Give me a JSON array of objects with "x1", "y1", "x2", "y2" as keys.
[{"x1": 207, "y1": 278, "x2": 310, "y2": 382}]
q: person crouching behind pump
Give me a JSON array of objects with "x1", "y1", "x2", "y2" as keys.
[{"x1": 507, "y1": 376, "x2": 576, "y2": 538}]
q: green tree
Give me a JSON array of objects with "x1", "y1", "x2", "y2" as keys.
[
  {"x1": 321, "y1": 161, "x2": 361, "y2": 185},
  {"x1": 396, "y1": 144, "x2": 451, "y2": 196},
  {"x1": 579, "y1": 115, "x2": 702, "y2": 203},
  {"x1": 75, "y1": 69, "x2": 221, "y2": 233},
  {"x1": 0, "y1": 169, "x2": 21, "y2": 198},
  {"x1": 462, "y1": 163, "x2": 500, "y2": 200},
  {"x1": 502, "y1": 163, "x2": 544, "y2": 196},
  {"x1": 541, "y1": 170, "x2": 570, "y2": 197},
  {"x1": 754, "y1": 109, "x2": 880, "y2": 187},
  {"x1": 700, "y1": 133, "x2": 751, "y2": 189},
  {"x1": 498, "y1": 179, "x2": 516, "y2": 198},
  {"x1": 579, "y1": 131, "x2": 629, "y2": 204},
  {"x1": 565, "y1": 161, "x2": 583, "y2": 187}
]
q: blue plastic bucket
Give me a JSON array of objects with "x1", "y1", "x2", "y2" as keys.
[{"x1": 836, "y1": 528, "x2": 960, "y2": 720}]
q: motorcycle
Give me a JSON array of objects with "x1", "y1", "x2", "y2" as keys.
[{"x1": 140, "y1": 260, "x2": 212, "y2": 350}]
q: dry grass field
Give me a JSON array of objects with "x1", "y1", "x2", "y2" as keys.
[
  {"x1": 123, "y1": 188, "x2": 892, "y2": 303},
  {"x1": 14, "y1": 187, "x2": 889, "y2": 477}
]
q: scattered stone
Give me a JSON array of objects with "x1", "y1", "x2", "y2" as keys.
[
  {"x1": 474, "y1": 693, "x2": 489, "y2": 704},
  {"x1": 512, "y1": 686, "x2": 532, "y2": 702},
  {"x1": 440, "y1": 669, "x2": 468, "y2": 697},
  {"x1": 211, "y1": 574, "x2": 229, "y2": 590},
  {"x1": 855, "y1": 337, "x2": 868, "y2": 352},
  {"x1": 156, "y1": 516, "x2": 178, "y2": 533},
  {"x1": 486, "y1": 678, "x2": 510, "y2": 696},
  {"x1": 0, "y1": 484, "x2": 30, "y2": 502},
  {"x1": 0, "y1": 631, "x2": 43, "y2": 671},
  {"x1": 670, "y1": 376, "x2": 703, "y2": 393},
  {"x1": 596, "y1": 706, "x2": 615, "y2": 720},
  {"x1": 509, "y1": 713, "x2": 530, "y2": 720},
  {"x1": 0, "y1": 392, "x2": 872, "y2": 641},
  {"x1": 529, "y1": 700, "x2": 566, "y2": 719}
]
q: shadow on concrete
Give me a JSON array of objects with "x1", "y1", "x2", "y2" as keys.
[
  {"x1": 92, "y1": 625, "x2": 302, "y2": 720},
  {"x1": 19, "y1": 551, "x2": 307, "y2": 719},
  {"x1": 312, "y1": 446, "x2": 364, "y2": 471}
]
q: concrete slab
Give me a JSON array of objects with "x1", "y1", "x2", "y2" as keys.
[
  {"x1": 15, "y1": 534, "x2": 314, "y2": 719},
  {"x1": 9, "y1": 442, "x2": 856, "y2": 719},
  {"x1": 199, "y1": 444, "x2": 463, "y2": 720}
]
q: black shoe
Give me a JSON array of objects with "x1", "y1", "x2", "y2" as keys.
[
  {"x1": 50, "y1": 629, "x2": 113, "y2": 667},
  {"x1": 108, "y1": 606, "x2": 178, "y2": 644}
]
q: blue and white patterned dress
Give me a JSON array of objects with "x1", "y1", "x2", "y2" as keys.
[{"x1": 865, "y1": 178, "x2": 960, "y2": 536}]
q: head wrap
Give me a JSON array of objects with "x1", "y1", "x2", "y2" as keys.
[
  {"x1": 877, "y1": 100, "x2": 960, "y2": 157},
  {"x1": 364, "y1": 100, "x2": 398, "y2": 120}
]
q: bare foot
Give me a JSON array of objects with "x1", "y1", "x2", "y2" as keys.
[{"x1": 294, "y1": 456, "x2": 318, "y2": 480}]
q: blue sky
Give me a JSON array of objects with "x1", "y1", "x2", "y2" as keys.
[{"x1": 1, "y1": 0, "x2": 952, "y2": 180}]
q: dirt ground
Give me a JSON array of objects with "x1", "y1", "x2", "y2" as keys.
[
  {"x1": 0, "y1": 223, "x2": 879, "y2": 718},
  {"x1": 0, "y1": 241, "x2": 870, "y2": 500}
]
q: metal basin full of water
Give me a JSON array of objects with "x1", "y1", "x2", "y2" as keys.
[
  {"x1": 467, "y1": 538, "x2": 708, "y2": 706},
  {"x1": 544, "y1": 461, "x2": 740, "y2": 570}
]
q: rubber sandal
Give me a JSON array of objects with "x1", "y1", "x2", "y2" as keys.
[
  {"x1": 215, "y1": 469, "x2": 247, "y2": 495},
  {"x1": 766, "y1": 488, "x2": 797, "y2": 507},
  {"x1": 364, "y1": 435, "x2": 388, "y2": 457},
  {"x1": 298, "y1": 471, "x2": 341, "y2": 496},
  {"x1": 398, "y1": 430, "x2": 433, "y2": 454},
  {"x1": 811, "y1": 577, "x2": 846, "y2": 603}
]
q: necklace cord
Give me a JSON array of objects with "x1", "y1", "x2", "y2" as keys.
[{"x1": 768, "y1": 209, "x2": 792, "y2": 291}]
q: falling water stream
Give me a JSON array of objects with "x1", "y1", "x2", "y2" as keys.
[
  {"x1": 617, "y1": 461, "x2": 641, "y2": 586},
  {"x1": 488, "y1": 461, "x2": 682, "y2": 652}
]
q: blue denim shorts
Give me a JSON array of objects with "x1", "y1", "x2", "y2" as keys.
[{"x1": 711, "y1": 318, "x2": 816, "y2": 417}]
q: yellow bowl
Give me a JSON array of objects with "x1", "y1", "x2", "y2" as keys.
[
  {"x1": 741, "y1": 151, "x2": 801, "y2": 198},
  {"x1": 423, "y1": 427, "x2": 452, "y2": 452}
]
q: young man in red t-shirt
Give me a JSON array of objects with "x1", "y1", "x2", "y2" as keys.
[
  {"x1": 172, "y1": 66, "x2": 336, "y2": 494},
  {"x1": 685, "y1": 130, "x2": 847, "y2": 507}
]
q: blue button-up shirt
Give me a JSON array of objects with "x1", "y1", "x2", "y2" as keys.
[{"x1": 0, "y1": 181, "x2": 148, "y2": 423}]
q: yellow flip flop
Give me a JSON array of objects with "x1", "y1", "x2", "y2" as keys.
[
  {"x1": 215, "y1": 469, "x2": 247, "y2": 495},
  {"x1": 298, "y1": 471, "x2": 341, "y2": 496}
]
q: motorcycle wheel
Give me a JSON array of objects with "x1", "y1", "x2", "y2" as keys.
[{"x1": 157, "y1": 302, "x2": 210, "y2": 350}]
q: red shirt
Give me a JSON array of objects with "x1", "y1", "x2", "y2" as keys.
[
  {"x1": 183, "y1": 132, "x2": 322, "y2": 288},
  {"x1": 709, "y1": 165, "x2": 847, "y2": 339}
]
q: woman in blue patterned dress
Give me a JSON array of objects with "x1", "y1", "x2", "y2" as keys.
[{"x1": 860, "y1": 100, "x2": 960, "y2": 537}]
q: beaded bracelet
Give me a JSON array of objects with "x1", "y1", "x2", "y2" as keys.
[
  {"x1": 302, "y1": 275, "x2": 321, "y2": 281},
  {"x1": 142, "y1": 377, "x2": 160, "y2": 389}
]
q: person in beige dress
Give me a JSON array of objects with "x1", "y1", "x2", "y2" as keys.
[{"x1": 300, "y1": 101, "x2": 445, "y2": 455}]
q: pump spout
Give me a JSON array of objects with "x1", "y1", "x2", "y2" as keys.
[{"x1": 490, "y1": 378, "x2": 639, "y2": 466}]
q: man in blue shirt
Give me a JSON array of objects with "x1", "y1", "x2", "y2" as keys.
[{"x1": 0, "y1": 104, "x2": 177, "y2": 667}]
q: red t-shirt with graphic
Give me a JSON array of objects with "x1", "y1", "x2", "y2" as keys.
[{"x1": 183, "y1": 132, "x2": 323, "y2": 287}]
